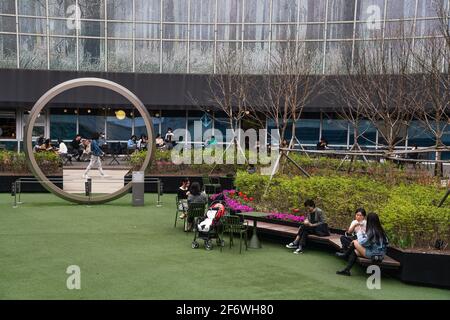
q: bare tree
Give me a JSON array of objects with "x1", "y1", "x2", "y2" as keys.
[
  {"x1": 411, "y1": 1, "x2": 450, "y2": 176},
  {"x1": 345, "y1": 30, "x2": 419, "y2": 155},
  {"x1": 249, "y1": 41, "x2": 323, "y2": 149},
  {"x1": 203, "y1": 45, "x2": 251, "y2": 162}
]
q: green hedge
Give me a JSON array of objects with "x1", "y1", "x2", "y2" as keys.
[
  {"x1": 0, "y1": 151, "x2": 62, "y2": 174},
  {"x1": 235, "y1": 171, "x2": 450, "y2": 249}
]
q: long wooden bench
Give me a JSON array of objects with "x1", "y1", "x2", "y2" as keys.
[{"x1": 245, "y1": 219, "x2": 401, "y2": 269}]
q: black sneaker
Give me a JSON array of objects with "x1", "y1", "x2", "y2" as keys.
[
  {"x1": 286, "y1": 242, "x2": 297, "y2": 249},
  {"x1": 336, "y1": 270, "x2": 351, "y2": 276}
]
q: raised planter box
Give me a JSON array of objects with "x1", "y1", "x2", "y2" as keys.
[
  {"x1": 387, "y1": 247, "x2": 450, "y2": 289},
  {"x1": 0, "y1": 175, "x2": 63, "y2": 193},
  {"x1": 245, "y1": 217, "x2": 449, "y2": 289}
]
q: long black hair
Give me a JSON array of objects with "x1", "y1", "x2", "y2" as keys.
[
  {"x1": 365, "y1": 212, "x2": 387, "y2": 245},
  {"x1": 189, "y1": 182, "x2": 201, "y2": 196}
]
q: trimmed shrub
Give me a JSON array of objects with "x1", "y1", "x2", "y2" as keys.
[{"x1": 234, "y1": 171, "x2": 449, "y2": 249}]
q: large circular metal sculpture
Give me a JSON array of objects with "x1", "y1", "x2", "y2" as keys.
[{"x1": 24, "y1": 78, "x2": 155, "y2": 204}]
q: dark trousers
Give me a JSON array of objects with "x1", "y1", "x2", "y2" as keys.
[
  {"x1": 340, "y1": 235, "x2": 355, "y2": 250},
  {"x1": 297, "y1": 224, "x2": 329, "y2": 246},
  {"x1": 298, "y1": 226, "x2": 314, "y2": 246}
]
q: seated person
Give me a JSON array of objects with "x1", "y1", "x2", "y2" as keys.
[
  {"x1": 338, "y1": 208, "x2": 367, "y2": 251},
  {"x1": 34, "y1": 135, "x2": 45, "y2": 152},
  {"x1": 177, "y1": 178, "x2": 190, "y2": 219},
  {"x1": 127, "y1": 135, "x2": 137, "y2": 150},
  {"x1": 336, "y1": 212, "x2": 388, "y2": 276},
  {"x1": 155, "y1": 134, "x2": 165, "y2": 149},
  {"x1": 185, "y1": 182, "x2": 208, "y2": 231},
  {"x1": 71, "y1": 134, "x2": 83, "y2": 161},
  {"x1": 316, "y1": 137, "x2": 328, "y2": 150},
  {"x1": 137, "y1": 135, "x2": 148, "y2": 151},
  {"x1": 57, "y1": 139, "x2": 68, "y2": 155},
  {"x1": 38, "y1": 139, "x2": 54, "y2": 152},
  {"x1": 286, "y1": 199, "x2": 330, "y2": 254}
]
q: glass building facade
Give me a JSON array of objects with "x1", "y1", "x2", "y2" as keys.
[{"x1": 0, "y1": 0, "x2": 449, "y2": 158}]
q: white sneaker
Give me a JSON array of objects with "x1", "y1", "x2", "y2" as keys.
[
  {"x1": 286, "y1": 242, "x2": 297, "y2": 249},
  {"x1": 293, "y1": 247, "x2": 303, "y2": 254}
]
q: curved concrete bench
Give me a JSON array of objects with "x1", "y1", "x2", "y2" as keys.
[{"x1": 245, "y1": 219, "x2": 401, "y2": 269}]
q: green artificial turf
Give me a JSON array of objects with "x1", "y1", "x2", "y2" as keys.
[{"x1": 0, "y1": 193, "x2": 449, "y2": 300}]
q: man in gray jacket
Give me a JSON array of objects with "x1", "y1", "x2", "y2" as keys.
[{"x1": 286, "y1": 199, "x2": 329, "y2": 254}]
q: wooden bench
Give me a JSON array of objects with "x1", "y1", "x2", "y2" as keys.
[{"x1": 245, "y1": 219, "x2": 401, "y2": 269}]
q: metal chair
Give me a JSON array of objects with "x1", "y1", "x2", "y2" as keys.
[
  {"x1": 174, "y1": 195, "x2": 188, "y2": 228},
  {"x1": 202, "y1": 175, "x2": 221, "y2": 195},
  {"x1": 222, "y1": 215, "x2": 248, "y2": 254},
  {"x1": 185, "y1": 202, "x2": 206, "y2": 233}
]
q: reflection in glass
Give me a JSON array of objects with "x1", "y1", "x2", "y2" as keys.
[
  {"x1": 272, "y1": 0, "x2": 298, "y2": 23},
  {"x1": 79, "y1": 0, "x2": 105, "y2": 19},
  {"x1": 190, "y1": 0, "x2": 216, "y2": 23},
  {"x1": 0, "y1": 15, "x2": 16, "y2": 32},
  {"x1": 296, "y1": 119, "x2": 321, "y2": 145},
  {"x1": 50, "y1": 109, "x2": 77, "y2": 140},
  {"x1": 79, "y1": 38, "x2": 105, "y2": 71},
  {"x1": 78, "y1": 109, "x2": 105, "y2": 139},
  {"x1": 162, "y1": 41, "x2": 187, "y2": 73},
  {"x1": 190, "y1": 41, "x2": 213, "y2": 73},
  {"x1": 49, "y1": 19, "x2": 76, "y2": 36},
  {"x1": 0, "y1": 0, "x2": 15, "y2": 14},
  {"x1": 298, "y1": 0, "x2": 327, "y2": 22},
  {"x1": 107, "y1": 22, "x2": 133, "y2": 38},
  {"x1": 106, "y1": 109, "x2": 133, "y2": 140},
  {"x1": 322, "y1": 118, "x2": 348, "y2": 145},
  {"x1": 48, "y1": 0, "x2": 76, "y2": 17},
  {"x1": 245, "y1": 0, "x2": 270, "y2": 23},
  {"x1": 108, "y1": 39, "x2": 132, "y2": 72},
  {"x1": 217, "y1": 0, "x2": 242, "y2": 23},
  {"x1": 243, "y1": 42, "x2": 269, "y2": 74},
  {"x1": 0, "y1": 34, "x2": 16, "y2": 68},
  {"x1": 328, "y1": 0, "x2": 356, "y2": 22},
  {"x1": 349, "y1": 121, "x2": 377, "y2": 146},
  {"x1": 135, "y1": 0, "x2": 161, "y2": 22},
  {"x1": 50, "y1": 37, "x2": 76, "y2": 70},
  {"x1": 107, "y1": 0, "x2": 133, "y2": 20},
  {"x1": 18, "y1": 0, "x2": 46, "y2": 16},
  {"x1": 324, "y1": 41, "x2": 352, "y2": 74},
  {"x1": 356, "y1": 0, "x2": 385, "y2": 21},
  {"x1": 135, "y1": 23, "x2": 159, "y2": 39},
  {"x1": 163, "y1": 0, "x2": 189, "y2": 22},
  {"x1": 19, "y1": 35, "x2": 47, "y2": 69},
  {"x1": 135, "y1": 40, "x2": 160, "y2": 73},
  {"x1": 244, "y1": 25, "x2": 270, "y2": 41},
  {"x1": 0, "y1": 110, "x2": 16, "y2": 139},
  {"x1": 19, "y1": 17, "x2": 46, "y2": 34}
]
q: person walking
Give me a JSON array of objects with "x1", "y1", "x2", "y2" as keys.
[{"x1": 83, "y1": 132, "x2": 108, "y2": 179}]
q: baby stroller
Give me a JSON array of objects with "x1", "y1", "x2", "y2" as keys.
[{"x1": 192, "y1": 201, "x2": 227, "y2": 250}]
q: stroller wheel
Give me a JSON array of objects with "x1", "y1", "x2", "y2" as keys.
[
  {"x1": 192, "y1": 241, "x2": 199, "y2": 249},
  {"x1": 205, "y1": 240, "x2": 212, "y2": 250}
]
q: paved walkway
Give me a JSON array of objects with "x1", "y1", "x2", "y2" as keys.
[{"x1": 63, "y1": 169, "x2": 129, "y2": 194}]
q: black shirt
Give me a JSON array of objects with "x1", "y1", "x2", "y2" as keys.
[{"x1": 71, "y1": 139, "x2": 80, "y2": 150}]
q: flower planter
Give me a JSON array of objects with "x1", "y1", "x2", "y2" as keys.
[{"x1": 388, "y1": 247, "x2": 450, "y2": 288}]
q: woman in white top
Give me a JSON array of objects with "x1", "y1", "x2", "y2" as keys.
[
  {"x1": 338, "y1": 208, "x2": 367, "y2": 251},
  {"x1": 57, "y1": 139, "x2": 68, "y2": 154}
]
